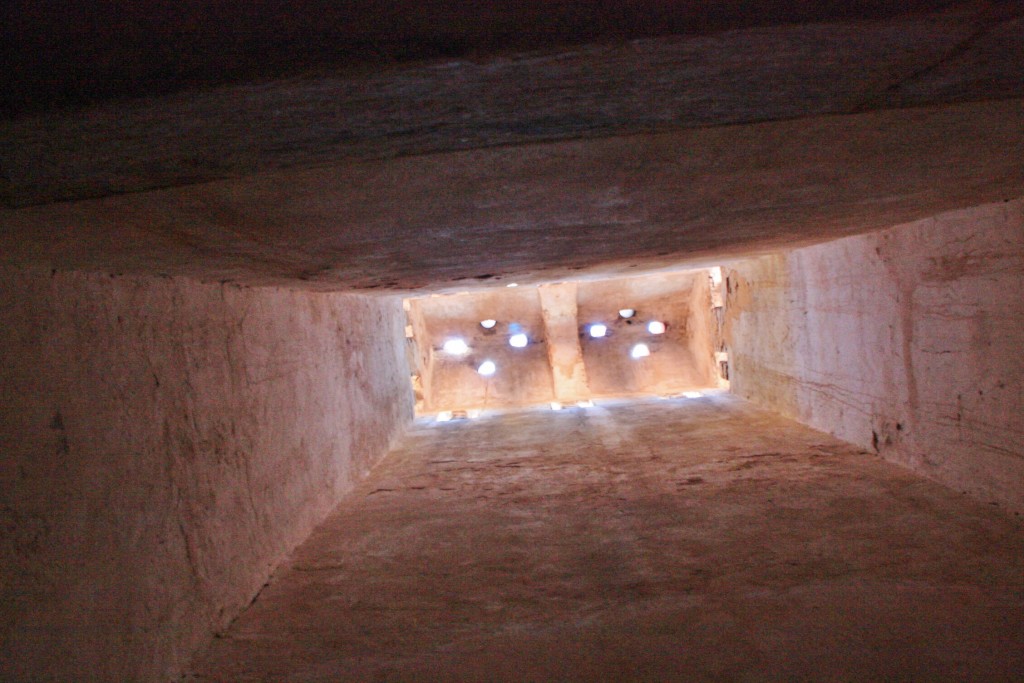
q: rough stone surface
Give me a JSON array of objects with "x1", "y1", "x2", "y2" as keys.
[
  {"x1": 0, "y1": 266, "x2": 414, "y2": 681},
  {"x1": 2, "y1": 5, "x2": 1021, "y2": 208},
  {"x1": 724, "y1": 198, "x2": 1024, "y2": 514},
  {"x1": 187, "y1": 394, "x2": 1024, "y2": 681},
  {"x1": 3, "y1": 99, "x2": 1020, "y2": 292},
  {"x1": 0, "y1": 7, "x2": 1020, "y2": 681}
]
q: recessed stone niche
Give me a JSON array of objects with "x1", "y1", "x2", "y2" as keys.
[{"x1": 406, "y1": 269, "x2": 726, "y2": 413}]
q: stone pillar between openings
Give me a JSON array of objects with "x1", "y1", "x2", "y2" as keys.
[{"x1": 538, "y1": 282, "x2": 591, "y2": 403}]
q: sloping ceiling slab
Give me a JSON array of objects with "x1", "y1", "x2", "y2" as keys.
[
  {"x1": 1, "y1": 6, "x2": 1021, "y2": 208},
  {"x1": 2, "y1": 99, "x2": 1022, "y2": 292}
]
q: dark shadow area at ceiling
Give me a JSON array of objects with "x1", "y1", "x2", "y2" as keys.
[{"x1": 0, "y1": 0, "x2": 972, "y2": 119}]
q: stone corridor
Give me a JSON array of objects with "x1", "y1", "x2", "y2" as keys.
[{"x1": 187, "y1": 394, "x2": 1024, "y2": 681}]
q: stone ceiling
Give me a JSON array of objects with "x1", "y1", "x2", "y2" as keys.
[{"x1": 1, "y1": 2, "x2": 1022, "y2": 292}]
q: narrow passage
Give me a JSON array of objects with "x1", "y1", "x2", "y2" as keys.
[{"x1": 188, "y1": 394, "x2": 1024, "y2": 682}]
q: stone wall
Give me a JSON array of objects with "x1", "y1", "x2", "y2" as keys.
[
  {"x1": 724, "y1": 199, "x2": 1024, "y2": 514},
  {"x1": 0, "y1": 267, "x2": 413, "y2": 681}
]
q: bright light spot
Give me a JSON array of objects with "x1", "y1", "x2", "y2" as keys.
[
  {"x1": 576, "y1": 400, "x2": 595, "y2": 408},
  {"x1": 619, "y1": 308, "x2": 635, "y2": 319},
  {"x1": 480, "y1": 319, "x2": 497, "y2": 329},
  {"x1": 683, "y1": 391, "x2": 703, "y2": 399},
  {"x1": 647, "y1": 320, "x2": 666, "y2": 335},
  {"x1": 710, "y1": 266, "x2": 723, "y2": 286},
  {"x1": 589, "y1": 323, "x2": 608, "y2": 338},
  {"x1": 478, "y1": 360, "x2": 497, "y2": 376},
  {"x1": 442, "y1": 338, "x2": 469, "y2": 356},
  {"x1": 436, "y1": 411, "x2": 453, "y2": 422},
  {"x1": 550, "y1": 402, "x2": 563, "y2": 411},
  {"x1": 467, "y1": 409, "x2": 482, "y2": 419},
  {"x1": 506, "y1": 283, "x2": 518, "y2": 288},
  {"x1": 509, "y1": 333, "x2": 529, "y2": 348},
  {"x1": 631, "y1": 343, "x2": 651, "y2": 359}
]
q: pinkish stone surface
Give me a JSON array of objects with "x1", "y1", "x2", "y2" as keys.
[
  {"x1": 186, "y1": 394, "x2": 1024, "y2": 682},
  {"x1": 0, "y1": 266, "x2": 413, "y2": 681},
  {"x1": 725, "y1": 199, "x2": 1024, "y2": 513},
  {"x1": 2, "y1": 100, "x2": 1022, "y2": 292}
]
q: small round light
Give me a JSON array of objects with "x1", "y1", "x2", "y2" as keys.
[
  {"x1": 647, "y1": 321, "x2": 666, "y2": 335},
  {"x1": 506, "y1": 283, "x2": 518, "y2": 288},
  {"x1": 442, "y1": 338, "x2": 469, "y2": 355},
  {"x1": 480, "y1": 319, "x2": 497, "y2": 329},
  {"x1": 550, "y1": 402, "x2": 563, "y2": 411},
  {"x1": 478, "y1": 360, "x2": 497, "y2": 376},
  {"x1": 509, "y1": 333, "x2": 528, "y2": 348},
  {"x1": 589, "y1": 324, "x2": 608, "y2": 338},
  {"x1": 619, "y1": 308, "x2": 635, "y2": 319},
  {"x1": 631, "y1": 343, "x2": 651, "y2": 359}
]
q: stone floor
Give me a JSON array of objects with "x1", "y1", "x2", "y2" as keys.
[{"x1": 186, "y1": 393, "x2": 1024, "y2": 681}]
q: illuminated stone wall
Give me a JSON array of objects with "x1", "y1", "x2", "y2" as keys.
[{"x1": 409, "y1": 270, "x2": 720, "y2": 412}]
